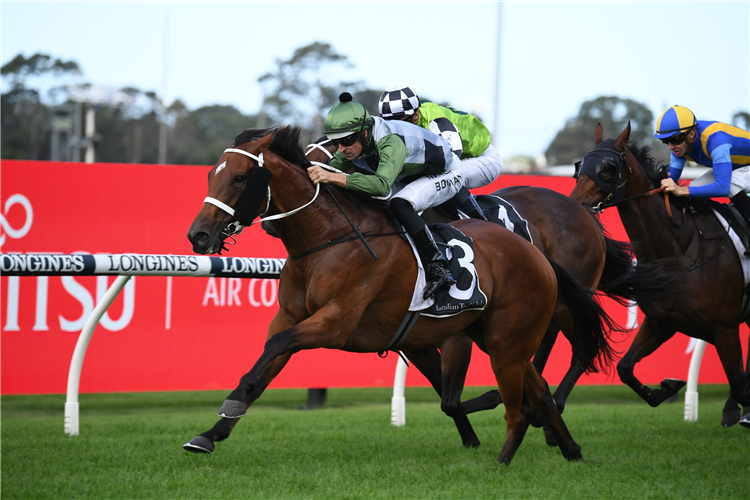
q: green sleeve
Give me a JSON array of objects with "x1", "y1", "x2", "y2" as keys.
[
  {"x1": 345, "y1": 135, "x2": 407, "y2": 196},
  {"x1": 329, "y1": 151, "x2": 350, "y2": 172},
  {"x1": 417, "y1": 101, "x2": 492, "y2": 158}
]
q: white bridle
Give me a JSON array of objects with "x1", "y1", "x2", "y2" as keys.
[{"x1": 202, "y1": 142, "x2": 340, "y2": 231}]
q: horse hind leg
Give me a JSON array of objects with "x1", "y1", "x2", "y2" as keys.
[
  {"x1": 492, "y1": 362, "x2": 530, "y2": 466},
  {"x1": 523, "y1": 361, "x2": 582, "y2": 461}
]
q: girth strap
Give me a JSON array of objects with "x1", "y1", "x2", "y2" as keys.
[{"x1": 379, "y1": 310, "x2": 421, "y2": 356}]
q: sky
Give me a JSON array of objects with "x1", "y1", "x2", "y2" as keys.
[{"x1": 2, "y1": 1, "x2": 749, "y2": 159}]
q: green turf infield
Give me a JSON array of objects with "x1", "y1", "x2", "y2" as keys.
[{"x1": 2, "y1": 385, "x2": 748, "y2": 499}]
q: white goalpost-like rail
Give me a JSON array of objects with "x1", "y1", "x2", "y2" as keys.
[
  {"x1": 2, "y1": 253, "x2": 284, "y2": 436},
  {"x1": 1, "y1": 253, "x2": 709, "y2": 434}
]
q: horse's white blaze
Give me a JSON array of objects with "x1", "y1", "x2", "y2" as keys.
[{"x1": 216, "y1": 161, "x2": 226, "y2": 174}]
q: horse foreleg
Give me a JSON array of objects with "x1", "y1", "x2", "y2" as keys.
[
  {"x1": 182, "y1": 351, "x2": 294, "y2": 454},
  {"x1": 184, "y1": 312, "x2": 300, "y2": 453},
  {"x1": 523, "y1": 361, "x2": 582, "y2": 461},
  {"x1": 617, "y1": 317, "x2": 683, "y2": 407}
]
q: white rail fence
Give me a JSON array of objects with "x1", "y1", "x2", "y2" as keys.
[{"x1": 1, "y1": 253, "x2": 707, "y2": 436}]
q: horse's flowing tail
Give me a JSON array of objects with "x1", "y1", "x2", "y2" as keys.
[
  {"x1": 597, "y1": 234, "x2": 635, "y2": 305},
  {"x1": 547, "y1": 256, "x2": 617, "y2": 374},
  {"x1": 599, "y1": 256, "x2": 685, "y2": 306}
]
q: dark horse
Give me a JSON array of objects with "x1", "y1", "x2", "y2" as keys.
[
  {"x1": 186, "y1": 126, "x2": 616, "y2": 465},
  {"x1": 570, "y1": 122, "x2": 750, "y2": 427},
  {"x1": 298, "y1": 138, "x2": 660, "y2": 446}
]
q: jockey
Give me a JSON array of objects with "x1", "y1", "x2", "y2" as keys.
[
  {"x1": 378, "y1": 86, "x2": 503, "y2": 221},
  {"x1": 308, "y1": 92, "x2": 464, "y2": 299},
  {"x1": 658, "y1": 105, "x2": 750, "y2": 229}
]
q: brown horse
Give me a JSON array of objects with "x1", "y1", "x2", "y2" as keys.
[
  {"x1": 297, "y1": 137, "x2": 654, "y2": 446},
  {"x1": 570, "y1": 122, "x2": 750, "y2": 427},
  {"x1": 185, "y1": 126, "x2": 615, "y2": 465}
]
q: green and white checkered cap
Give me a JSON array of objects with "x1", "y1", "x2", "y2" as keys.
[{"x1": 324, "y1": 93, "x2": 372, "y2": 139}]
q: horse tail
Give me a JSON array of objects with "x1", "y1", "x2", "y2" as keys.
[
  {"x1": 547, "y1": 256, "x2": 617, "y2": 374},
  {"x1": 596, "y1": 233, "x2": 637, "y2": 306},
  {"x1": 600, "y1": 257, "x2": 685, "y2": 306}
]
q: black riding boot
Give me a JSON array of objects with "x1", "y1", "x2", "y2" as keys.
[
  {"x1": 455, "y1": 186, "x2": 488, "y2": 221},
  {"x1": 412, "y1": 225, "x2": 457, "y2": 299},
  {"x1": 730, "y1": 192, "x2": 750, "y2": 256},
  {"x1": 390, "y1": 198, "x2": 457, "y2": 298}
]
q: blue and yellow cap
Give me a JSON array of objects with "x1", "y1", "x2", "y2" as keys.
[{"x1": 655, "y1": 105, "x2": 697, "y2": 139}]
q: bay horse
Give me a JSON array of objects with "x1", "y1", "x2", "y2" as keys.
[
  {"x1": 185, "y1": 126, "x2": 616, "y2": 465},
  {"x1": 570, "y1": 122, "x2": 750, "y2": 427},
  {"x1": 298, "y1": 137, "x2": 668, "y2": 446}
]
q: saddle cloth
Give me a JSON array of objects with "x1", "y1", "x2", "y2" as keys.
[
  {"x1": 459, "y1": 195, "x2": 533, "y2": 244},
  {"x1": 406, "y1": 224, "x2": 488, "y2": 318},
  {"x1": 710, "y1": 207, "x2": 750, "y2": 287}
]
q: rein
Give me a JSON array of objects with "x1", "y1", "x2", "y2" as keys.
[
  {"x1": 204, "y1": 148, "x2": 323, "y2": 239},
  {"x1": 583, "y1": 145, "x2": 677, "y2": 223},
  {"x1": 303, "y1": 139, "x2": 379, "y2": 261}
]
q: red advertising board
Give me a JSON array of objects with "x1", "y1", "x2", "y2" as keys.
[{"x1": 1, "y1": 160, "x2": 744, "y2": 395}]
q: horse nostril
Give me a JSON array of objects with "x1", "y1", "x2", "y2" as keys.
[{"x1": 189, "y1": 231, "x2": 211, "y2": 253}]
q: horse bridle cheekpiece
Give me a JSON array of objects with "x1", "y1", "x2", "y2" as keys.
[
  {"x1": 573, "y1": 139, "x2": 630, "y2": 213},
  {"x1": 204, "y1": 145, "x2": 327, "y2": 243},
  {"x1": 203, "y1": 148, "x2": 272, "y2": 239}
]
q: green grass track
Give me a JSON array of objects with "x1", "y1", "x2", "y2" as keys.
[{"x1": 2, "y1": 385, "x2": 748, "y2": 499}]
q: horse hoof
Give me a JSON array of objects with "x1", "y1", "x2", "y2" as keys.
[
  {"x1": 183, "y1": 436, "x2": 215, "y2": 453},
  {"x1": 661, "y1": 378, "x2": 687, "y2": 392},
  {"x1": 218, "y1": 399, "x2": 247, "y2": 418},
  {"x1": 721, "y1": 408, "x2": 740, "y2": 427},
  {"x1": 740, "y1": 412, "x2": 750, "y2": 428}
]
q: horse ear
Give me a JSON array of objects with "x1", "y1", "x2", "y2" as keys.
[
  {"x1": 594, "y1": 123, "x2": 603, "y2": 145},
  {"x1": 614, "y1": 121, "x2": 631, "y2": 150},
  {"x1": 252, "y1": 130, "x2": 277, "y2": 152}
]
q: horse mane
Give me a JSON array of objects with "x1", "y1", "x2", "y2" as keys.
[
  {"x1": 233, "y1": 126, "x2": 312, "y2": 170},
  {"x1": 626, "y1": 141, "x2": 668, "y2": 187}
]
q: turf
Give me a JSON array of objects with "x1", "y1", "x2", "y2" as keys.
[{"x1": 2, "y1": 385, "x2": 748, "y2": 499}]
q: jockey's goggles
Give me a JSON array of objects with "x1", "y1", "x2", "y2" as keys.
[
  {"x1": 332, "y1": 132, "x2": 359, "y2": 147},
  {"x1": 660, "y1": 131, "x2": 689, "y2": 146}
]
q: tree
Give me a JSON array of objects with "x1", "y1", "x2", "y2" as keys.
[
  {"x1": 1, "y1": 53, "x2": 81, "y2": 160},
  {"x1": 545, "y1": 96, "x2": 654, "y2": 165},
  {"x1": 258, "y1": 42, "x2": 372, "y2": 144},
  {"x1": 169, "y1": 105, "x2": 258, "y2": 165}
]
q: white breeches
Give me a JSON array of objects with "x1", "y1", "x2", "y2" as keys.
[
  {"x1": 461, "y1": 144, "x2": 502, "y2": 189},
  {"x1": 392, "y1": 153, "x2": 464, "y2": 212}
]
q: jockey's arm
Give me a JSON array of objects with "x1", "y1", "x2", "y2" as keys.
[{"x1": 340, "y1": 135, "x2": 407, "y2": 197}]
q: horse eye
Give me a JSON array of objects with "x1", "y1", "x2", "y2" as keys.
[
  {"x1": 233, "y1": 175, "x2": 245, "y2": 185},
  {"x1": 596, "y1": 160, "x2": 617, "y2": 180}
]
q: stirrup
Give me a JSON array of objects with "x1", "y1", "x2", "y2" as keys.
[
  {"x1": 468, "y1": 206, "x2": 488, "y2": 221},
  {"x1": 423, "y1": 262, "x2": 456, "y2": 299}
]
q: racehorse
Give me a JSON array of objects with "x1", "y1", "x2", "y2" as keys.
[
  {"x1": 570, "y1": 122, "x2": 750, "y2": 427},
  {"x1": 298, "y1": 137, "x2": 669, "y2": 446},
  {"x1": 185, "y1": 126, "x2": 616, "y2": 465}
]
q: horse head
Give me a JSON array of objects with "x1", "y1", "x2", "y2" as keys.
[
  {"x1": 570, "y1": 122, "x2": 634, "y2": 212},
  {"x1": 187, "y1": 129, "x2": 277, "y2": 255}
]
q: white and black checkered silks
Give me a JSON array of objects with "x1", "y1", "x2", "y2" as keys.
[
  {"x1": 352, "y1": 117, "x2": 464, "y2": 212},
  {"x1": 428, "y1": 117, "x2": 463, "y2": 158},
  {"x1": 379, "y1": 88, "x2": 421, "y2": 119}
]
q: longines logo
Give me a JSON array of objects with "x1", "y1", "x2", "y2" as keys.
[{"x1": 0, "y1": 194, "x2": 33, "y2": 248}]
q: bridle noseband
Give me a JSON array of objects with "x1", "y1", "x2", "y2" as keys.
[
  {"x1": 575, "y1": 141, "x2": 631, "y2": 214},
  {"x1": 577, "y1": 141, "x2": 673, "y2": 220},
  {"x1": 203, "y1": 146, "x2": 324, "y2": 239}
]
